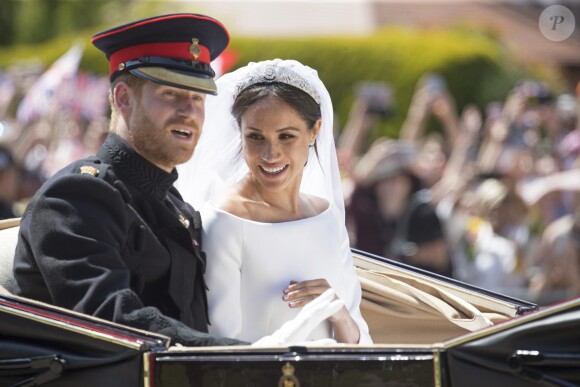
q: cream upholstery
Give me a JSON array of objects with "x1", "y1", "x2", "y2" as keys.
[
  {"x1": 0, "y1": 218, "x2": 20, "y2": 294},
  {"x1": 354, "y1": 253, "x2": 516, "y2": 344}
]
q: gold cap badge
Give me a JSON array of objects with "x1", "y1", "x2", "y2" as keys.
[{"x1": 189, "y1": 38, "x2": 201, "y2": 60}]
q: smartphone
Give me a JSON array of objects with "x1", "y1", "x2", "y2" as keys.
[
  {"x1": 354, "y1": 81, "x2": 394, "y2": 117},
  {"x1": 423, "y1": 74, "x2": 446, "y2": 96}
]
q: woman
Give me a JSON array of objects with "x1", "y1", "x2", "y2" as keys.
[{"x1": 177, "y1": 59, "x2": 371, "y2": 344}]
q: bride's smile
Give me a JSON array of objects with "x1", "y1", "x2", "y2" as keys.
[{"x1": 258, "y1": 163, "x2": 289, "y2": 176}]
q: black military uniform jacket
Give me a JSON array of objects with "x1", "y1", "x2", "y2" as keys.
[{"x1": 13, "y1": 133, "x2": 241, "y2": 346}]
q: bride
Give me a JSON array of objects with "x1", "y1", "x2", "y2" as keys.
[{"x1": 177, "y1": 59, "x2": 371, "y2": 344}]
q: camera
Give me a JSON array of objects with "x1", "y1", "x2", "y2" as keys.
[{"x1": 355, "y1": 81, "x2": 395, "y2": 118}]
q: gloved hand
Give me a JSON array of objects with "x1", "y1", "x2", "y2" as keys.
[{"x1": 252, "y1": 288, "x2": 343, "y2": 346}]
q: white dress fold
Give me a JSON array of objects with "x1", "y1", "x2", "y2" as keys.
[{"x1": 202, "y1": 203, "x2": 372, "y2": 344}]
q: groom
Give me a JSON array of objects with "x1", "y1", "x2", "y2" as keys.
[{"x1": 11, "y1": 14, "x2": 244, "y2": 346}]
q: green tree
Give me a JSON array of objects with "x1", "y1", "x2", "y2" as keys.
[
  {"x1": 0, "y1": 0, "x2": 20, "y2": 46},
  {"x1": 0, "y1": 0, "x2": 115, "y2": 46}
]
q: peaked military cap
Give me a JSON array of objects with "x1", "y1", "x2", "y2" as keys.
[{"x1": 91, "y1": 13, "x2": 229, "y2": 95}]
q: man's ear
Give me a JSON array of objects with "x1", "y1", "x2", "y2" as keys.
[{"x1": 113, "y1": 82, "x2": 133, "y2": 114}]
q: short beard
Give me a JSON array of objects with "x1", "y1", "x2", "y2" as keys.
[
  {"x1": 129, "y1": 101, "x2": 176, "y2": 169},
  {"x1": 128, "y1": 100, "x2": 198, "y2": 170}
]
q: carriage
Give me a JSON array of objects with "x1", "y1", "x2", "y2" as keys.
[{"x1": 1, "y1": 218, "x2": 578, "y2": 387}]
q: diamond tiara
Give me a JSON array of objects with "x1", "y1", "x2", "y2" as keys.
[{"x1": 233, "y1": 64, "x2": 321, "y2": 104}]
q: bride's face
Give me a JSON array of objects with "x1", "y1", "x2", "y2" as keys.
[{"x1": 241, "y1": 95, "x2": 319, "y2": 193}]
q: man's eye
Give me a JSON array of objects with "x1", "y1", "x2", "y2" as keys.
[{"x1": 164, "y1": 91, "x2": 177, "y2": 97}]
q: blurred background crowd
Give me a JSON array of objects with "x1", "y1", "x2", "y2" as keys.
[
  {"x1": 340, "y1": 76, "x2": 580, "y2": 306},
  {"x1": 1, "y1": 0, "x2": 579, "y2": 305}
]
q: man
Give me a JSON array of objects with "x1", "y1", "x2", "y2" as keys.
[{"x1": 12, "y1": 14, "x2": 243, "y2": 346}]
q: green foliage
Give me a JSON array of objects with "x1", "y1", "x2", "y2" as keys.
[
  {"x1": 0, "y1": 0, "x2": 18, "y2": 46},
  {"x1": 0, "y1": 31, "x2": 106, "y2": 74},
  {"x1": 0, "y1": 0, "x2": 115, "y2": 46},
  {"x1": 0, "y1": 24, "x2": 552, "y2": 139},
  {"x1": 229, "y1": 27, "x2": 523, "y2": 138}
]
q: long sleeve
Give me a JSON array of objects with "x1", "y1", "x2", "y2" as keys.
[
  {"x1": 15, "y1": 173, "x2": 133, "y2": 315},
  {"x1": 202, "y1": 205, "x2": 244, "y2": 339},
  {"x1": 200, "y1": 202, "x2": 371, "y2": 344}
]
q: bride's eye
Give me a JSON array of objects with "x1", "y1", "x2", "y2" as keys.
[
  {"x1": 246, "y1": 133, "x2": 263, "y2": 141},
  {"x1": 279, "y1": 133, "x2": 295, "y2": 140}
]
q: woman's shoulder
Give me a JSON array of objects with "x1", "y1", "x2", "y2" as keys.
[
  {"x1": 208, "y1": 185, "x2": 253, "y2": 220},
  {"x1": 206, "y1": 178, "x2": 331, "y2": 223},
  {"x1": 302, "y1": 193, "x2": 330, "y2": 215},
  {"x1": 201, "y1": 200, "x2": 245, "y2": 254}
]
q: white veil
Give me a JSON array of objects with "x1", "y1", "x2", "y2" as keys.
[{"x1": 176, "y1": 59, "x2": 344, "y2": 221}]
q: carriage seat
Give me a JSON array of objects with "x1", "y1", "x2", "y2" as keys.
[{"x1": 0, "y1": 218, "x2": 20, "y2": 294}]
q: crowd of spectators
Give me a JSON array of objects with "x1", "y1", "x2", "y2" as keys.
[{"x1": 339, "y1": 76, "x2": 580, "y2": 305}]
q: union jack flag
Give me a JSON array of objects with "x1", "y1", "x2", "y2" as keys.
[{"x1": 16, "y1": 43, "x2": 84, "y2": 125}]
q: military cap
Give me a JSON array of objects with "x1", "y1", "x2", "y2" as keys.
[{"x1": 91, "y1": 13, "x2": 229, "y2": 95}]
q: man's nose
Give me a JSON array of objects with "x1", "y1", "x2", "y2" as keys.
[{"x1": 177, "y1": 98, "x2": 197, "y2": 119}]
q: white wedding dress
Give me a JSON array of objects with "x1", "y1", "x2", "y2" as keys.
[
  {"x1": 202, "y1": 202, "x2": 371, "y2": 343},
  {"x1": 176, "y1": 59, "x2": 371, "y2": 344}
]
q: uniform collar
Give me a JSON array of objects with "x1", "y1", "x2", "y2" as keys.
[{"x1": 97, "y1": 133, "x2": 178, "y2": 200}]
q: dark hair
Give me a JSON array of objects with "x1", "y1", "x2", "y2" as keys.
[{"x1": 233, "y1": 82, "x2": 320, "y2": 129}]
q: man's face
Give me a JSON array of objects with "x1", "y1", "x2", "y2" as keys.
[{"x1": 125, "y1": 81, "x2": 206, "y2": 172}]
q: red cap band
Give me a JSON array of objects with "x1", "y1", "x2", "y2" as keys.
[{"x1": 109, "y1": 42, "x2": 210, "y2": 76}]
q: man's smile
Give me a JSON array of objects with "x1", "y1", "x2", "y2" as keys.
[{"x1": 170, "y1": 127, "x2": 194, "y2": 140}]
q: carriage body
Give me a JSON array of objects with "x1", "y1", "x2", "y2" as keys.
[{"x1": 3, "y1": 245, "x2": 577, "y2": 387}]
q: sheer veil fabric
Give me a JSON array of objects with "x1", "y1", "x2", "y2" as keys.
[{"x1": 176, "y1": 59, "x2": 344, "y2": 222}]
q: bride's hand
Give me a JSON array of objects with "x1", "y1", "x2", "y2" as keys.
[
  {"x1": 283, "y1": 279, "x2": 347, "y2": 323},
  {"x1": 283, "y1": 279, "x2": 361, "y2": 344},
  {"x1": 283, "y1": 278, "x2": 333, "y2": 307}
]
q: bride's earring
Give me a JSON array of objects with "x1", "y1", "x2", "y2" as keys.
[{"x1": 305, "y1": 140, "x2": 315, "y2": 166}]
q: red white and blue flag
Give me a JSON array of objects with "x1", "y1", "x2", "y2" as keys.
[
  {"x1": 56, "y1": 72, "x2": 109, "y2": 122},
  {"x1": 16, "y1": 43, "x2": 84, "y2": 125}
]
